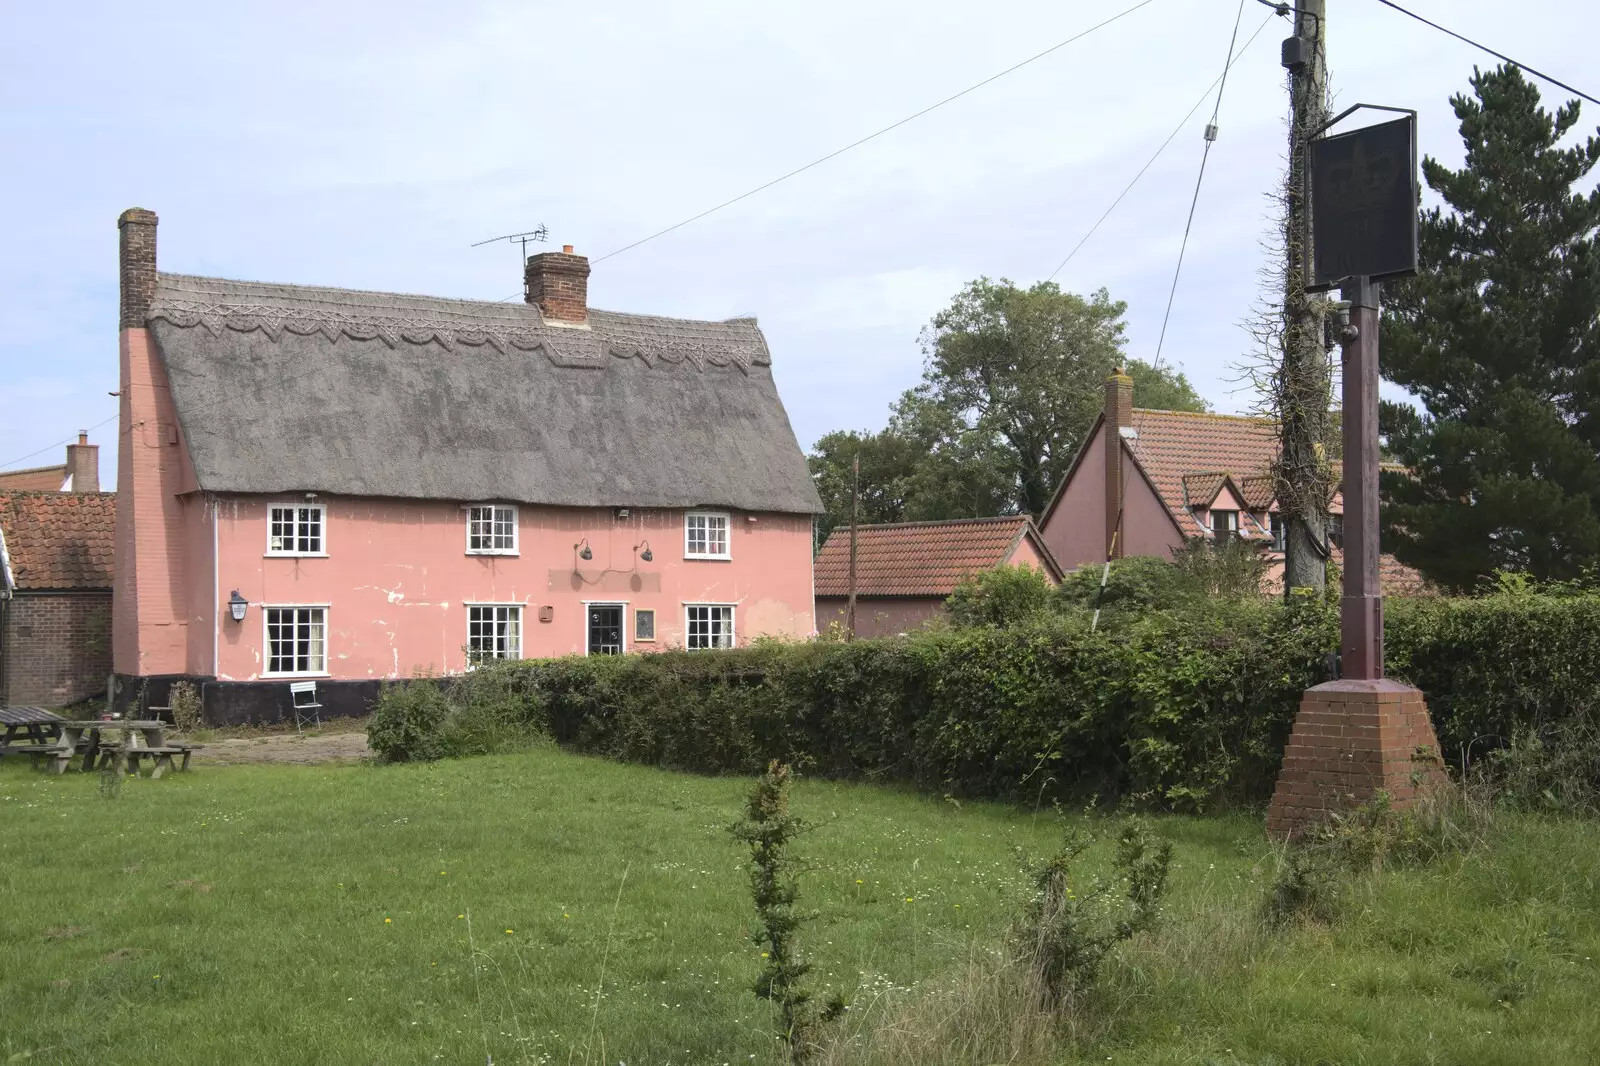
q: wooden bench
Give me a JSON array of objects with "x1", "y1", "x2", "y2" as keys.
[{"x1": 93, "y1": 744, "x2": 202, "y2": 779}]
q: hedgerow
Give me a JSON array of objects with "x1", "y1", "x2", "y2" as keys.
[{"x1": 368, "y1": 593, "x2": 1600, "y2": 810}]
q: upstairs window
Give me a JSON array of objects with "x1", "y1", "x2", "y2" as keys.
[
  {"x1": 1270, "y1": 513, "x2": 1287, "y2": 552},
  {"x1": 467, "y1": 604, "x2": 522, "y2": 664},
  {"x1": 269, "y1": 504, "x2": 325, "y2": 555},
  {"x1": 685, "y1": 511, "x2": 730, "y2": 559},
  {"x1": 1211, "y1": 509, "x2": 1239, "y2": 542},
  {"x1": 467, "y1": 505, "x2": 518, "y2": 555},
  {"x1": 686, "y1": 604, "x2": 735, "y2": 649},
  {"x1": 1329, "y1": 513, "x2": 1345, "y2": 550},
  {"x1": 265, "y1": 606, "x2": 327, "y2": 675}
]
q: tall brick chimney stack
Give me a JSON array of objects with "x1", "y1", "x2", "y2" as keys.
[
  {"x1": 118, "y1": 208, "x2": 158, "y2": 329},
  {"x1": 525, "y1": 245, "x2": 590, "y2": 324},
  {"x1": 65, "y1": 432, "x2": 100, "y2": 493},
  {"x1": 1104, "y1": 368, "x2": 1134, "y2": 560}
]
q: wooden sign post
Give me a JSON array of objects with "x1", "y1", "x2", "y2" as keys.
[{"x1": 1267, "y1": 106, "x2": 1446, "y2": 836}]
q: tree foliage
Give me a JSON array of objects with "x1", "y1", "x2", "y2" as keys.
[
  {"x1": 1380, "y1": 65, "x2": 1600, "y2": 591},
  {"x1": 808, "y1": 279, "x2": 1208, "y2": 538}
]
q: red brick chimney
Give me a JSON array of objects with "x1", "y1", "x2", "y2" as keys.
[
  {"x1": 119, "y1": 208, "x2": 158, "y2": 329},
  {"x1": 65, "y1": 432, "x2": 99, "y2": 493},
  {"x1": 524, "y1": 245, "x2": 590, "y2": 324},
  {"x1": 1104, "y1": 367, "x2": 1134, "y2": 559}
]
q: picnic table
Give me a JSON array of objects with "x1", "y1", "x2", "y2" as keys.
[
  {"x1": 44, "y1": 720, "x2": 198, "y2": 779},
  {"x1": 0, "y1": 707, "x2": 66, "y2": 751}
]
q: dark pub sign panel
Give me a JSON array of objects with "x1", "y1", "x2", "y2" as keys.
[{"x1": 1308, "y1": 114, "x2": 1418, "y2": 290}]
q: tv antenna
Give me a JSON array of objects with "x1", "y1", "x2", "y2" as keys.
[{"x1": 472, "y1": 226, "x2": 549, "y2": 298}]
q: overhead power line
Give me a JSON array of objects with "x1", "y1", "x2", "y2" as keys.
[
  {"x1": 1371, "y1": 0, "x2": 1597, "y2": 107},
  {"x1": 1151, "y1": 0, "x2": 1249, "y2": 372},
  {"x1": 1047, "y1": 11, "x2": 1274, "y2": 283},
  {"x1": 0, "y1": 411, "x2": 118, "y2": 473},
  {"x1": 592, "y1": 0, "x2": 1163, "y2": 265}
]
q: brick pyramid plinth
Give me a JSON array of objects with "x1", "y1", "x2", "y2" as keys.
[{"x1": 1267, "y1": 678, "x2": 1446, "y2": 838}]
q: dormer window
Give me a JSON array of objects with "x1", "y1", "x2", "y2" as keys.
[
  {"x1": 268, "y1": 504, "x2": 325, "y2": 556},
  {"x1": 684, "y1": 511, "x2": 731, "y2": 559},
  {"x1": 1211, "y1": 509, "x2": 1239, "y2": 542},
  {"x1": 467, "y1": 505, "x2": 518, "y2": 555}
]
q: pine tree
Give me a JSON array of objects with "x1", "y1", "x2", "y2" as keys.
[{"x1": 1380, "y1": 65, "x2": 1600, "y2": 592}]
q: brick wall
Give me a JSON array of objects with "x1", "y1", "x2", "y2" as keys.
[{"x1": 2, "y1": 592, "x2": 113, "y2": 706}]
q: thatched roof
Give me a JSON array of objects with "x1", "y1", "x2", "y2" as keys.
[{"x1": 147, "y1": 274, "x2": 822, "y2": 514}]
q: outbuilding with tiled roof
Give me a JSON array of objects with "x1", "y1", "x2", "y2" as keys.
[
  {"x1": 814, "y1": 516, "x2": 1061, "y2": 637},
  {"x1": 0, "y1": 488, "x2": 116, "y2": 707}
]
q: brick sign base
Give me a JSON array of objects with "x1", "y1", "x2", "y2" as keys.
[{"x1": 1266, "y1": 678, "x2": 1446, "y2": 838}]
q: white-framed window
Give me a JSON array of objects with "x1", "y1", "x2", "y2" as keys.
[
  {"x1": 467, "y1": 504, "x2": 518, "y2": 555},
  {"x1": 684, "y1": 511, "x2": 731, "y2": 559},
  {"x1": 1211, "y1": 509, "x2": 1239, "y2": 542},
  {"x1": 467, "y1": 604, "x2": 522, "y2": 664},
  {"x1": 268, "y1": 503, "x2": 325, "y2": 556},
  {"x1": 685, "y1": 604, "x2": 735, "y2": 649},
  {"x1": 634, "y1": 608, "x2": 656, "y2": 643},
  {"x1": 264, "y1": 606, "x2": 328, "y2": 676}
]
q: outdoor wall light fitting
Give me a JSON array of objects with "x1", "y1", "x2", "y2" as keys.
[
  {"x1": 228, "y1": 590, "x2": 249, "y2": 622},
  {"x1": 635, "y1": 539, "x2": 653, "y2": 563},
  {"x1": 574, "y1": 538, "x2": 593, "y2": 561}
]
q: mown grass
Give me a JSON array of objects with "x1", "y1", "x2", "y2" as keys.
[{"x1": 2, "y1": 749, "x2": 1597, "y2": 1065}]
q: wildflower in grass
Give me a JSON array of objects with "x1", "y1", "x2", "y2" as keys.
[
  {"x1": 457, "y1": 914, "x2": 464, "y2": 919},
  {"x1": 152, "y1": 975, "x2": 160, "y2": 980},
  {"x1": 505, "y1": 928, "x2": 513, "y2": 935},
  {"x1": 855, "y1": 880, "x2": 862, "y2": 885},
  {"x1": 562, "y1": 913, "x2": 570, "y2": 919},
  {"x1": 439, "y1": 870, "x2": 446, "y2": 876},
  {"x1": 384, "y1": 917, "x2": 392, "y2": 924}
]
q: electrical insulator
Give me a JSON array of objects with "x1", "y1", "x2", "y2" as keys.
[{"x1": 1204, "y1": 122, "x2": 1218, "y2": 143}]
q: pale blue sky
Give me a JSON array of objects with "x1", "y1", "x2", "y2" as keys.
[{"x1": 1, "y1": 0, "x2": 1593, "y2": 487}]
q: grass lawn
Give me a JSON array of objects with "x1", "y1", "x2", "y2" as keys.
[{"x1": 3, "y1": 747, "x2": 1598, "y2": 1065}]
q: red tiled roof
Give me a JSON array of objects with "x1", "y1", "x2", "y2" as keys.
[
  {"x1": 0, "y1": 492, "x2": 116, "y2": 591},
  {"x1": 0, "y1": 464, "x2": 68, "y2": 492},
  {"x1": 1129, "y1": 409, "x2": 1280, "y2": 535},
  {"x1": 814, "y1": 516, "x2": 1052, "y2": 597}
]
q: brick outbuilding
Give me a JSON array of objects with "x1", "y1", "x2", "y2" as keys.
[{"x1": 0, "y1": 489, "x2": 116, "y2": 706}]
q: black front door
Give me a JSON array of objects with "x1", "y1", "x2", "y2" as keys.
[{"x1": 588, "y1": 605, "x2": 623, "y2": 655}]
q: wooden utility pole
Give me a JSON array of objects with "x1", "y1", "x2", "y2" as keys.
[
  {"x1": 1279, "y1": 0, "x2": 1334, "y2": 596},
  {"x1": 846, "y1": 454, "x2": 859, "y2": 640}
]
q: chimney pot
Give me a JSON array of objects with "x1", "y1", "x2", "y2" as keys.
[
  {"x1": 525, "y1": 247, "x2": 591, "y2": 324},
  {"x1": 65, "y1": 432, "x2": 100, "y2": 494}
]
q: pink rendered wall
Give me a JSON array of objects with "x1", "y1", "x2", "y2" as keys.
[
  {"x1": 1005, "y1": 533, "x2": 1058, "y2": 582},
  {"x1": 208, "y1": 498, "x2": 815, "y2": 680},
  {"x1": 816, "y1": 597, "x2": 943, "y2": 638},
  {"x1": 1041, "y1": 426, "x2": 1189, "y2": 570},
  {"x1": 113, "y1": 326, "x2": 193, "y2": 676},
  {"x1": 1041, "y1": 429, "x2": 1108, "y2": 570}
]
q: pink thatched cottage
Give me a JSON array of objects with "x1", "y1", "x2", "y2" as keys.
[{"x1": 111, "y1": 209, "x2": 821, "y2": 722}]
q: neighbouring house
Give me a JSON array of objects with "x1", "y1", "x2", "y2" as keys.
[
  {"x1": 814, "y1": 516, "x2": 1061, "y2": 637},
  {"x1": 1038, "y1": 368, "x2": 1426, "y2": 594},
  {"x1": 0, "y1": 483, "x2": 116, "y2": 707},
  {"x1": 112, "y1": 208, "x2": 821, "y2": 723},
  {"x1": 0, "y1": 431, "x2": 103, "y2": 492}
]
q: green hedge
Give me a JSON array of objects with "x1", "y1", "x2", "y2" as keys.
[{"x1": 372, "y1": 594, "x2": 1600, "y2": 810}]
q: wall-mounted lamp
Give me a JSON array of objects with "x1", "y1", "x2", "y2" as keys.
[
  {"x1": 574, "y1": 538, "x2": 593, "y2": 561},
  {"x1": 635, "y1": 539, "x2": 653, "y2": 562},
  {"x1": 228, "y1": 590, "x2": 249, "y2": 622}
]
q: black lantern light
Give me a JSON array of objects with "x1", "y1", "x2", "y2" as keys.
[
  {"x1": 228, "y1": 590, "x2": 249, "y2": 622},
  {"x1": 636, "y1": 539, "x2": 653, "y2": 563},
  {"x1": 575, "y1": 538, "x2": 593, "y2": 561}
]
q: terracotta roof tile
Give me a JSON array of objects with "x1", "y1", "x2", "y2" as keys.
[
  {"x1": 814, "y1": 516, "x2": 1044, "y2": 597},
  {"x1": 1129, "y1": 409, "x2": 1279, "y2": 534},
  {"x1": 0, "y1": 492, "x2": 116, "y2": 591},
  {"x1": 0, "y1": 464, "x2": 68, "y2": 492}
]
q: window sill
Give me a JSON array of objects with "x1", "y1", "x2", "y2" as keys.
[
  {"x1": 683, "y1": 554, "x2": 733, "y2": 562},
  {"x1": 261, "y1": 672, "x2": 331, "y2": 680},
  {"x1": 634, "y1": 637, "x2": 657, "y2": 644},
  {"x1": 466, "y1": 550, "x2": 520, "y2": 557},
  {"x1": 265, "y1": 552, "x2": 329, "y2": 559}
]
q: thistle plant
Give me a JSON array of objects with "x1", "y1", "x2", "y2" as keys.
[{"x1": 731, "y1": 761, "x2": 843, "y2": 1059}]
